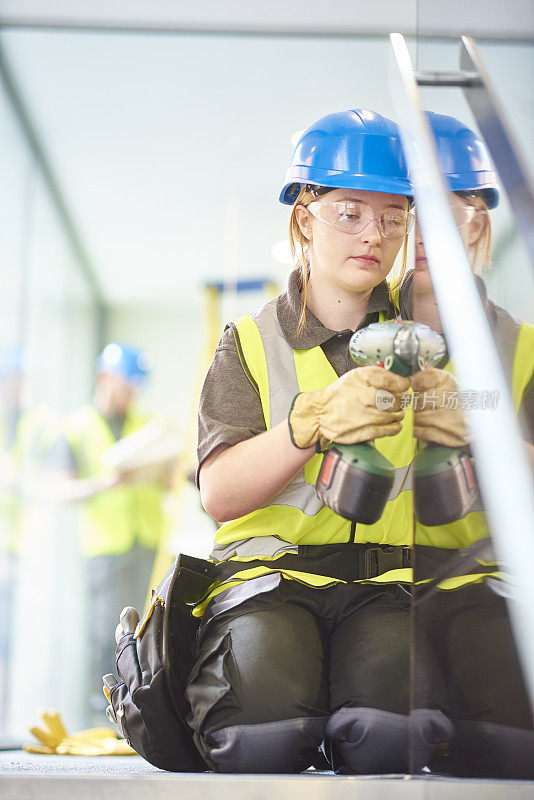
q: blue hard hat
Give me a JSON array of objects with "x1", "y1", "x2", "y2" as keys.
[
  {"x1": 0, "y1": 344, "x2": 25, "y2": 380},
  {"x1": 96, "y1": 343, "x2": 152, "y2": 387},
  {"x1": 426, "y1": 112, "x2": 499, "y2": 209},
  {"x1": 280, "y1": 109, "x2": 412, "y2": 205}
]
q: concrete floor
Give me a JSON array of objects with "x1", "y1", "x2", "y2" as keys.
[{"x1": 2, "y1": 751, "x2": 534, "y2": 800}]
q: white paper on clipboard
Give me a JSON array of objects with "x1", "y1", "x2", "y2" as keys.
[{"x1": 102, "y1": 419, "x2": 181, "y2": 478}]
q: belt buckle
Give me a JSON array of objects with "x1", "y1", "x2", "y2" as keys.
[
  {"x1": 363, "y1": 547, "x2": 379, "y2": 579},
  {"x1": 401, "y1": 546, "x2": 413, "y2": 569},
  {"x1": 374, "y1": 545, "x2": 400, "y2": 577}
]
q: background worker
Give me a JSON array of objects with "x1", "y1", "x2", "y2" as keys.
[
  {"x1": 399, "y1": 112, "x2": 534, "y2": 777},
  {"x1": 187, "y1": 109, "x2": 452, "y2": 774},
  {"x1": 51, "y1": 342, "x2": 171, "y2": 724},
  {"x1": 0, "y1": 346, "x2": 62, "y2": 725}
]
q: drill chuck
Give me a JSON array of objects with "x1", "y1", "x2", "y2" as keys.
[{"x1": 349, "y1": 320, "x2": 447, "y2": 375}]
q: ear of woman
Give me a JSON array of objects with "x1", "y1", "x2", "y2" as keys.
[
  {"x1": 465, "y1": 206, "x2": 487, "y2": 248},
  {"x1": 295, "y1": 204, "x2": 313, "y2": 241}
]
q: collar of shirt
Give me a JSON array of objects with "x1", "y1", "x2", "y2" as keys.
[
  {"x1": 276, "y1": 268, "x2": 394, "y2": 350},
  {"x1": 398, "y1": 269, "x2": 494, "y2": 324}
]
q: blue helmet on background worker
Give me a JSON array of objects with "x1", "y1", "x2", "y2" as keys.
[
  {"x1": 279, "y1": 109, "x2": 413, "y2": 205},
  {"x1": 425, "y1": 111, "x2": 499, "y2": 209},
  {"x1": 96, "y1": 343, "x2": 152, "y2": 388},
  {"x1": 0, "y1": 344, "x2": 26, "y2": 381}
]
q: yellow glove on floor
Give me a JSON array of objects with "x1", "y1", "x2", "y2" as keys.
[
  {"x1": 56, "y1": 728, "x2": 136, "y2": 756},
  {"x1": 24, "y1": 708, "x2": 68, "y2": 754},
  {"x1": 411, "y1": 368, "x2": 469, "y2": 447},
  {"x1": 23, "y1": 709, "x2": 136, "y2": 756},
  {"x1": 288, "y1": 365, "x2": 410, "y2": 451}
]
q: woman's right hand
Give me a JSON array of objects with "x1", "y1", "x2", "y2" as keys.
[{"x1": 288, "y1": 365, "x2": 410, "y2": 451}]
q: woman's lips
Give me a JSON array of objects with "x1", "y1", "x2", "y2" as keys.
[{"x1": 350, "y1": 255, "x2": 379, "y2": 265}]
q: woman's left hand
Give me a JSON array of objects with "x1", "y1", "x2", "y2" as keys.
[{"x1": 410, "y1": 368, "x2": 470, "y2": 447}]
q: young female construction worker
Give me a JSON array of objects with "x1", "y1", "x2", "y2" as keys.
[
  {"x1": 400, "y1": 112, "x2": 534, "y2": 778},
  {"x1": 187, "y1": 109, "x2": 453, "y2": 774}
]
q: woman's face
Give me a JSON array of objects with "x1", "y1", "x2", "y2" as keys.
[
  {"x1": 295, "y1": 188, "x2": 409, "y2": 294},
  {"x1": 414, "y1": 193, "x2": 487, "y2": 295}
]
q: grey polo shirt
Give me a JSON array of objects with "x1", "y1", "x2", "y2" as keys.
[{"x1": 196, "y1": 269, "x2": 396, "y2": 482}]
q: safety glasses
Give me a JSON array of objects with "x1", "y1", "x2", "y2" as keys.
[
  {"x1": 449, "y1": 204, "x2": 486, "y2": 228},
  {"x1": 306, "y1": 200, "x2": 414, "y2": 240}
]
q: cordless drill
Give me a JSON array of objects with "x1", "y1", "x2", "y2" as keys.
[{"x1": 315, "y1": 320, "x2": 478, "y2": 526}]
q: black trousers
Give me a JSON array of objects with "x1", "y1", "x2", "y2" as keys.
[
  {"x1": 186, "y1": 575, "x2": 534, "y2": 775},
  {"x1": 414, "y1": 582, "x2": 534, "y2": 778},
  {"x1": 186, "y1": 576, "x2": 449, "y2": 773}
]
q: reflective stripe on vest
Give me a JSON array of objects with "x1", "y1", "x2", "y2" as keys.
[{"x1": 212, "y1": 299, "x2": 416, "y2": 585}]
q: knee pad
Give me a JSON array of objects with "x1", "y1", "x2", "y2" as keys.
[
  {"x1": 326, "y1": 707, "x2": 452, "y2": 774},
  {"x1": 200, "y1": 715, "x2": 328, "y2": 773},
  {"x1": 445, "y1": 720, "x2": 534, "y2": 779},
  {"x1": 410, "y1": 708, "x2": 454, "y2": 771}
]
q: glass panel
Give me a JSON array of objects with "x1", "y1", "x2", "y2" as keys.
[
  {"x1": 409, "y1": 4, "x2": 534, "y2": 778},
  {"x1": 3, "y1": 13, "x2": 432, "y2": 764},
  {"x1": 0, "y1": 72, "x2": 32, "y2": 741},
  {"x1": 6, "y1": 169, "x2": 99, "y2": 737},
  {"x1": 0, "y1": 44, "x2": 100, "y2": 738}
]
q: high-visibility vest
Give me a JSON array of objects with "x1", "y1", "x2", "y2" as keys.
[
  {"x1": 194, "y1": 300, "x2": 416, "y2": 616},
  {"x1": 414, "y1": 316, "x2": 534, "y2": 590},
  {"x1": 197, "y1": 302, "x2": 534, "y2": 613},
  {"x1": 0, "y1": 405, "x2": 62, "y2": 554},
  {"x1": 66, "y1": 406, "x2": 168, "y2": 558}
]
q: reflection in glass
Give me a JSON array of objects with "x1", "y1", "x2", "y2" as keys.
[{"x1": 404, "y1": 109, "x2": 534, "y2": 777}]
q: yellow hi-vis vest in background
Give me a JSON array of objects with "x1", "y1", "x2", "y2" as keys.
[
  {"x1": 66, "y1": 406, "x2": 167, "y2": 558},
  {"x1": 0, "y1": 405, "x2": 62, "y2": 555},
  {"x1": 195, "y1": 300, "x2": 416, "y2": 615}
]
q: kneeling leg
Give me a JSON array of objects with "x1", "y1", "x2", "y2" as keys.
[
  {"x1": 186, "y1": 586, "x2": 329, "y2": 773},
  {"x1": 328, "y1": 587, "x2": 451, "y2": 773}
]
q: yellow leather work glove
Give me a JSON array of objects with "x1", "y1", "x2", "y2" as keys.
[
  {"x1": 24, "y1": 708, "x2": 68, "y2": 754},
  {"x1": 23, "y1": 709, "x2": 136, "y2": 756},
  {"x1": 56, "y1": 729, "x2": 136, "y2": 756},
  {"x1": 288, "y1": 365, "x2": 410, "y2": 451},
  {"x1": 411, "y1": 368, "x2": 470, "y2": 447}
]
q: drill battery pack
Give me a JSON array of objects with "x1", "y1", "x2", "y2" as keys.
[
  {"x1": 414, "y1": 444, "x2": 479, "y2": 526},
  {"x1": 315, "y1": 443, "x2": 395, "y2": 524}
]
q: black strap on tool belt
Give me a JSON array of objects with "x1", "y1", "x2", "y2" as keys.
[{"x1": 210, "y1": 543, "x2": 413, "y2": 584}]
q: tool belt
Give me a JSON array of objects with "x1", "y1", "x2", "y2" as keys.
[
  {"x1": 104, "y1": 554, "x2": 215, "y2": 772},
  {"x1": 210, "y1": 543, "x2": 413, "y2": 584}
]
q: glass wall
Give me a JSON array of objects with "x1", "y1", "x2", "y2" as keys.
[
  {"x1": 407, "y1": 6, "x2": 534, "y2": 778},
  {"x1": 0, "y1": 53, "x2": 101, "y2": 737},
  {"x1": 0, "y1": 14, "x2": 532, "y2": 776},
  {"x1": 1, "y1": 24, "x2": 425, "y2": 741}
]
